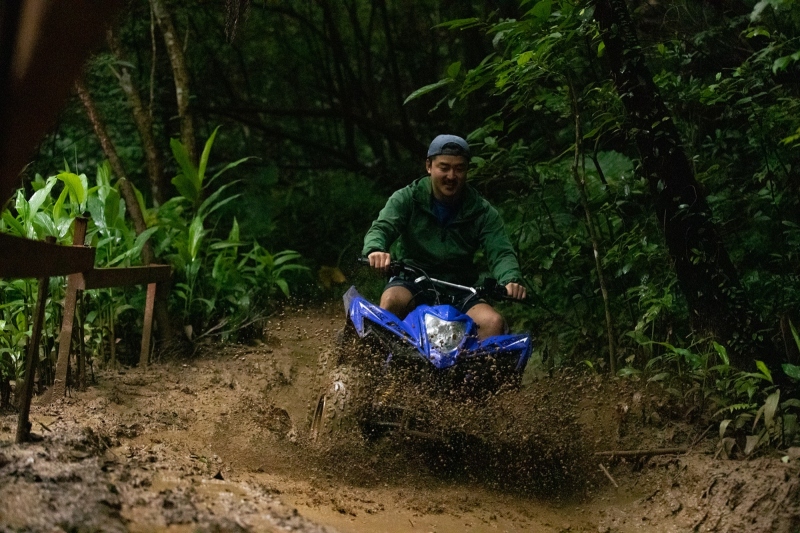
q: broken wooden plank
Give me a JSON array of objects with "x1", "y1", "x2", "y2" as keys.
[
  {"x1": 79, "y1": 264, "x2": 171, "y2": 290},
  {"x1": 0, "y1": 233, "x2": 95, "y2": 279}
]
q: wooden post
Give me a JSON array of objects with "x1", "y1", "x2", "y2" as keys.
[
  {"x1": 139, "y1": 282, "x2": 157, "y2": 367},
  {"x1": 47, "y1": 217, "x2": 89, "y2": 403},
  {"x1": 16, "y1": 237, "x2": 54, "y2": 443}
]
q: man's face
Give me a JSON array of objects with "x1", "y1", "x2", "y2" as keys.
[{"x1": 426, "y1": 154, "x2": 468, "y2": 202}]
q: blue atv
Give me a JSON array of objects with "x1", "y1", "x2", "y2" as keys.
[{"x1": 309, "y1": 261, "x2": 533, "y2": 444}]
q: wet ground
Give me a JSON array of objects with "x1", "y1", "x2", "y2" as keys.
[{"x1": 1, "y1": 306, "x2": 799, "y2": 532}]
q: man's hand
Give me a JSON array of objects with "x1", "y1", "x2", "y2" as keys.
[
  {"x1": 368, "y1": 251, "x2": 392, "y2": 271},
  {"x1": 505, "y1": 282, "x2": 526, "y2": 300}
]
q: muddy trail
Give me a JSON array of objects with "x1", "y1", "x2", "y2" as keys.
[{"x1": 1, "y1": 305, "x2": 799, "y2": 532}]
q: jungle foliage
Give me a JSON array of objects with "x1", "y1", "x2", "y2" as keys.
[{"x1": 2, "y1": 0, "x2": 800, "y2": 449}]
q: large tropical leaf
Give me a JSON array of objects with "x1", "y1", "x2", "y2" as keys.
[
  {"x1": 57, "y1": 172, "x2": 87, "y2": 209},
  {"x1": 197, "y1": 126, "x2": 221, "y2": 187}
]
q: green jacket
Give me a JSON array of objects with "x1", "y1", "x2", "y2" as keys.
[{"x1": 362, "y1": 176, "x2": 522, "y2": 286}]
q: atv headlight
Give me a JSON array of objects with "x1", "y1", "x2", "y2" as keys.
[{"x1": 424, "y1": 313, "x2": 467, "y2": 352}]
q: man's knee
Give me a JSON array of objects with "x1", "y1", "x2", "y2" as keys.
[
  {"x1": 380, "y1": 286, "x2": 414, "y2": 318},
  {"x1": 468, "y1": 304, "x2": 506, "y2": 339},
  {"x1": 481, "y1": 313, "x2": 506, "y2": 337}
]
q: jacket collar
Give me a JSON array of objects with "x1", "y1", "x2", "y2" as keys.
[{"x1": 411, "y1": 176, "x2": 483, "y2": 219}]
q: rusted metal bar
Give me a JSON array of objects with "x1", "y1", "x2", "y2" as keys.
[
  {"x1": 110, "y1": 306, "x2": 117, "y2": 369},
  {"x1": 0, "y1": 233, "x2": 95, "y2": 279},
  {"x1": 15, "y1": 237, "x2": 55, "y2": 443},
  {"x1": 47, "y1": 274, "x2": 80, "y2": 403},
  {"x1": 140, "y1": 282, "x2": 157, "y2": 367},
  {"x1": 79, "y1": 264, "x2": 171, "y2": 290},
  {"x1": 77, "y1": 293, "x2": 86, "y2": 391},
  {"x1": 45, "y1": 218, "x2": 89, "y2": 404}
]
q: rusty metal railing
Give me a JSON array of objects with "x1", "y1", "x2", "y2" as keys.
[{"x1": 1, "y1": 217, "x2": 171, "y2": 442}]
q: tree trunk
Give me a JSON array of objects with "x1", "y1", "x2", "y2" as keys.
[
  {"x1": 75, "y1": 77, "x2": 154, "y2": 263},
  {"x1": 150, "y1": 0, "x2": 197, "y2": 163},
  {"x1": 75, "y1": 75, "x2": 174, "y2": 353},
  {"x1": 107, "y1": 30, "x2": 168, "y2": 206},
  {"x1": 593, "y1": 0, "x2": 779, "y2": 368}
]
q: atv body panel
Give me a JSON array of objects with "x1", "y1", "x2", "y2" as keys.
[{"x1": 343, "y1": 285, "x2": 532, "y2": 373}]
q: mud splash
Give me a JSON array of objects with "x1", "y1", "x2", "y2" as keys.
[{"x1": 1, "y1": 305, "x2": 799, "y2": 532}]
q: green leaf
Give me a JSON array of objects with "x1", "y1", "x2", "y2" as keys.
[
  {"x1": 114, "y1": 304, "x2": 137, "y2": 318},
  {"x1": 746, "y1": 27, "x2": 771, "y2": 38},
  {"x1": 446, "y1": 61, "x2": 462, "y2": 79},
  {"x1": 170, "y1": 138, "x2": 199, "y2": 193},
  {"x1": 274, "y1": 264, "x2": 310, "y2": 276},
  {"x1": 743, "y1": 434, "x2": 760, "y2": 456},
  {"x1": 209, "y1": 241, "x2": 243, "y2": 251},
  {"x1": 103, "y1": 187, "x2": 121, "y2": 230},
  {"x1": 751, "y1": 0, "x2": 784, "y2": 21},
  {"x1": 198, "y1": 183, "x2": 240, "y2": 218},
  {"x1": 403, "y1": 78, "x2": 454, "y2": 105},
  {"x1": 171, "y1": 173, "x2": 200, "y2": 205},
  {"x1": 131, "y1": 226, "x2": 159, "y2": 258},
  {"x1": 275, "y1": 278, "x2": 290, "y2": 297},
  {"x1": 33, "y1": 212, "x2": 57, "y2": 237},
  {"x1": 197, "y1": 126, "x2": 220, "y2": 188},
  {"x1": 208, "y1": 157, "x2": 254, "y2": 188},
  {"x1": 764, "y1": 390, "x2": 780, "y2": 429},
  {"x1": 132, "y1": 183, "x2": 147, "y2": 221},
  {"x1": 433, "y1": 17, "x2": 480, "y2": 30},
  {"x1": 2, "y1": 211, "x2": 25, "y2": 236},
  {"x1": 719, "y1": 419, "x2": 732, "y2": 439},
  {"x1": 782, "y1": 363, "x2": 800, "y2": 380},
  {"x1": 53, "y1": 187, "x2": 69, "y2": 223},
  {"x1": 772, "y1": 55, "x2": 794, "y2": 74},
  {"x1": 228, "y1": 217, "x2": 240, "y2": 243},
  {"x1": 616, "y1": 366, "x2": 641, "y2": 377},
  {"x1": 788, "y1": 319, "x2": 800, "y2": 353},
  {"x1": 713, "y1": 341, "x2": 729, "y2": 366},
  {"x1": 755, "y1": 360, "x2": 773, "y2": 383},
  {"x1": 530, "y1": 0, "x2": 552, "y2": 20},
  {"x1": 272, "y1": 250, "x2": 303, "y2": 266},
  {"x1": 57, "y1": 172, "x2": 87, "y2": 208},
  {"x1": 187, "y1": 216, "x2": 206, "y2": 261},
  {"x1": 27, "y1": 176, "x2": 57, "y2": 217},
  {"x1": 517, "y1": 51, "x2": 534, "y2": 66},
  {"x1": 782, "y1": 399, "x2": 800, "y2": 409},
  {"x1": 106, "y1": 226, "x2": 158, "y2": 266}
]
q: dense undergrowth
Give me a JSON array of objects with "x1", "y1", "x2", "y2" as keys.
[{"x1": 0, "y1": 131, "x2": 307, "y2": 403}]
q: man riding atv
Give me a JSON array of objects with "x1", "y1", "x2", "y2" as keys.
[{"x1": 363, "y1": 134, "x2": 527, "y2": 339}]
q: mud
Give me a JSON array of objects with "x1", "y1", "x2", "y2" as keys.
[{"x1": 1, "y1": 305, "x2": 799, "y2": 532}]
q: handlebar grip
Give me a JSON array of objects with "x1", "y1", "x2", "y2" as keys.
[
  {"x1": 358, "y1": 256, "x2": 405, "y2": 276},
  {"x1": 491, "y1": 285, "x2": 509, "y2": 300}
]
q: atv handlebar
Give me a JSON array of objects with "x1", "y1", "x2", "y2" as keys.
[{"x1": 358, "y1": 257, "x2": 522, "y2": 302}]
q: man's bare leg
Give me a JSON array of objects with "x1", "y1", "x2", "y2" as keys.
[
  {"x1": 379, "y1": 286, "x2": 415, "y2": 319},
  {"x1": 467, "y1": 303, "x2": 506, "y2": 339}
]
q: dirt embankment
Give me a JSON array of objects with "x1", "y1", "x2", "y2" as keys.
[{"x1": 1, "y1": 306, "x2": 799, "y2": 532}]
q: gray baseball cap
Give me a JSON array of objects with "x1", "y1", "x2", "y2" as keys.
[{"x1": 427, "y1": 134, "x2": 470, "y2": 158}]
